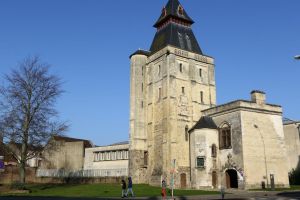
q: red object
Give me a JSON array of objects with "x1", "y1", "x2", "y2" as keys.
[{"x1": 161, "y1": 188, "x2": 166, "y2": 197}]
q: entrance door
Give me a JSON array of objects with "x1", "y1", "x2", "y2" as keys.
[
  {"x1": 212, "y1": 171, "x2": 217, "y2": 188},
  {"x1": 180, "y1": 173, "x2": 187, "y2": 188},
  {"x1": 225, "y1": 169, "x2": 238, "y2": 188}
]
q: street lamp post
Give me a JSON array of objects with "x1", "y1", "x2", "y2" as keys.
[{"x1": 254, "y1": 124, "x2": 268, "y2": 189}]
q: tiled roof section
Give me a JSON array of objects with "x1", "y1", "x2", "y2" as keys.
[
  {"x1": 283, "y1": 117, "x2": 300, "y2": 125},
  {"x1": 189, "y1": 116, "x2": 218, "y2": 133},
  {"x1": 154, "y1": 0, "x2": 194, "y2": 28},
  {"x1": 109, "y1": 141, "x2": 129, "y2": 146},
  {"x1": 52, "y1": 135, "x2": 93, "y2": 148},
  {"x1": 150, "y1": 22, "x2": 202, "y2": 55},
  {"x1": 129, "y1": 49, "x2": 151, "y2": 59}
]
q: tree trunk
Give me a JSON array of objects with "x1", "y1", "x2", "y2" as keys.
[
  {"x1": 19, "y1": 140, "x2": 27, "y2": 184},
  {"x1": 19, "y1": 159, "x2": 26, "y2": 184}
]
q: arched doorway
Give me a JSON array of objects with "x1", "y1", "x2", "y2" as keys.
[
  {"x1": 225, "y1": 169, "x2": 238, "y2": 188},
  {"x1": 212, "y1": 171, "x2": 217, "y2": 188},
  {"x1": 180, "y1": 173, "x2": 187, "y2": 188}
]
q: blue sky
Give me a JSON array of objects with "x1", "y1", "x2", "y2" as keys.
[{"x1": 0, "y1": 0, "x2": 299, "y2": 146}]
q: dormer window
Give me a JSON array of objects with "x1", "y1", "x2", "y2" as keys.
[
  {"x1": 162, "y1": 7, "x2": 167, "y2": 17},
  {"x1": 178, "y1": 5, "x2": 184, "y2": 15}
]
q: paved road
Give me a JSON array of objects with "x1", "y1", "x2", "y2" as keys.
[{"x1": 0, "y1": 191, "x2": 299, "y2": 200}]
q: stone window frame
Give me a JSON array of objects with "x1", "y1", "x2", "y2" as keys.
[
  {"x1": 196, "y1": 156, "x2": 205, "y2": 168},
  {"x1": 219, "y1": 122, "x2": 232, "y2": 150}
]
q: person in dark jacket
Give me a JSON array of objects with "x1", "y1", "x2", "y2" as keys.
[
  {"x1": 126, "y1": 176, "x2": 134, "y2": 197},
  {"x1": 121, "y1": 179, "x2": 127, "y2": 198}
]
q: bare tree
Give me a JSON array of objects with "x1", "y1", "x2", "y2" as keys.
[{"x1": 0, "y1": 56, "x2": 67, "y2": 184}]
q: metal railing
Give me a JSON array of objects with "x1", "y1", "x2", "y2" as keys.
[{"x1": 36, "y1": 168, "x2": 128, "y2": 178}]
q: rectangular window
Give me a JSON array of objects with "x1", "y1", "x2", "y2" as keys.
[
  {"x1": 219, "y1": 127, "x2": 232, "y2": 149},
  {"x1": 141, "y1": 101, "x2": 144, "y2": 108},
  {"x1": 199, "y1": 68, "x2": 202, "y2": 77},
  {"x1": 200, "y1": 91, "x2": 204, "y2": 103},
  {"x1": 144, "y1": 151, "x2": 148, "y2": 166},
  {"x1": 158, "y1": 65, "x2": 161, "y2": 75},
  {"x1": 158, "y1": 88, "x2": 162, "y2": 100},
  {"x1": 196, "y1": 157, "x2": 205, "y2": 168},
  {"x1": 179, "y1": 63, "x2": 183, "y2": 73},
  {"x1": 182, "y1": 87, "x2": 185, "y2": 94},
  {"x1": 211, "y1": 144, "x2": 217, "y2": 158},
  {"x1": 142, "y1": 83, "x2": 143, "y2": 92}
]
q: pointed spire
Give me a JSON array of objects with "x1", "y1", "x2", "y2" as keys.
[
  {"x1": 149, "y1": 0, "x2": 203, "y2": 55},
  {"x1": 154, "y1": 0, "x2": 194, "y2": 28}
]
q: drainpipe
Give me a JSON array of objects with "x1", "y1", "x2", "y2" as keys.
[{"x1": 189, "y1": 132, "x2": 192, "y2": 183}]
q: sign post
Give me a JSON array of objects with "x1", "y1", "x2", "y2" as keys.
[
  {"x1": 0, "y1": 156, "x2": 4, "y2": 172},
  {"x1": 170, "y1": 159, "x2": 176, "y2": 199}
]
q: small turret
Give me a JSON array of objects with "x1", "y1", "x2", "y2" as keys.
[{"x1": 251, "y1": 90, "x2": 266, "y2": 105}]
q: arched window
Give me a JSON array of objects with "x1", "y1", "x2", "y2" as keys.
[
  {"x1": 219, "y1": 122, "x2": 231, "y2": 149},
  {"x1": 211, "y1": 144, "x2": 217, "y2": 157}
]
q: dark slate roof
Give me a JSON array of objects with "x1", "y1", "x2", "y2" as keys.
[
  {"x1": 154, "y1": 0, "x2": 194, "y2": 28},
  {"x1": 129, "y1": 49, "x2": 151, "y2": 59},
  {"x1": 52, "y1": 135, "x2": 93, "y2": 148},
  {"x1": 150, "y1": 22, "x2": 202, "y2": 55},
  {"x1": 189, "y1": 116, "x2": 218, "y2": 133},
  {"x1": 251, "y1": 90, "x2": 266, "y2": 94}
]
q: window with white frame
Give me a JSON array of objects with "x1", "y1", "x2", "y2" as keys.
[{"x1": 93, "y1": 150, "x2": 129, "y2": 162}]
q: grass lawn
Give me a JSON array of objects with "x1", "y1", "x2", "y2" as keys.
[{"x1": 3, "y1": 184, "x2": 219, "y2": 198}]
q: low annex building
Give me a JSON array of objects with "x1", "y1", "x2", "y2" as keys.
[
  {"x1": 189, "y1": 91, "x2": 289, "y2": 189},
  {"x1": 84, "y1": 141, "x2": 129, "y2": 177},
  {"x1": 283, "y1": 118, "x2": 300, "y2": 172},
  {"x1": 39, "y1": 136, "x2": 93, "y2": 174}
]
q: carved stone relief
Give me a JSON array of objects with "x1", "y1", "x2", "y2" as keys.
[{"x1": 178, "y1": 95, "x2": 189, "y2": 116}]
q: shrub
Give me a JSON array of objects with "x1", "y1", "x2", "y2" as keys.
[
  {"x1": 289, "y1": 167, "x2": 300, "y2": 185},
  {"x1": 10, "y1": 181, "x2": 26, "y2": 190}
]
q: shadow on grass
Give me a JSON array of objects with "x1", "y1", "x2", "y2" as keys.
[{"x1": 277, "y1": 191, "x2": 300, "y2": 198}]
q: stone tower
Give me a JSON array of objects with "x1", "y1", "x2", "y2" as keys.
[{"x1": 129, "y1": 0, "x2": 216, "y2": 188}]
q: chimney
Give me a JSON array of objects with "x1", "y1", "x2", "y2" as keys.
[{"x1": 251, "y1": 90, "x2": 266, "y2": 105}]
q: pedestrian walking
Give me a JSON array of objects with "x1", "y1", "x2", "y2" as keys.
[
  {"x1": 161, "y1": 179, "x2": 167, "y2": 200},
  {"x1": 220, "y1": 186, "x2": 225, "y2": 199},
  {"x1": 121, "y1": 179, "x2": 127, "y2": 198},
  {"x1": 126, "y1": 176, "x2": 135, "y2": 197}
]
